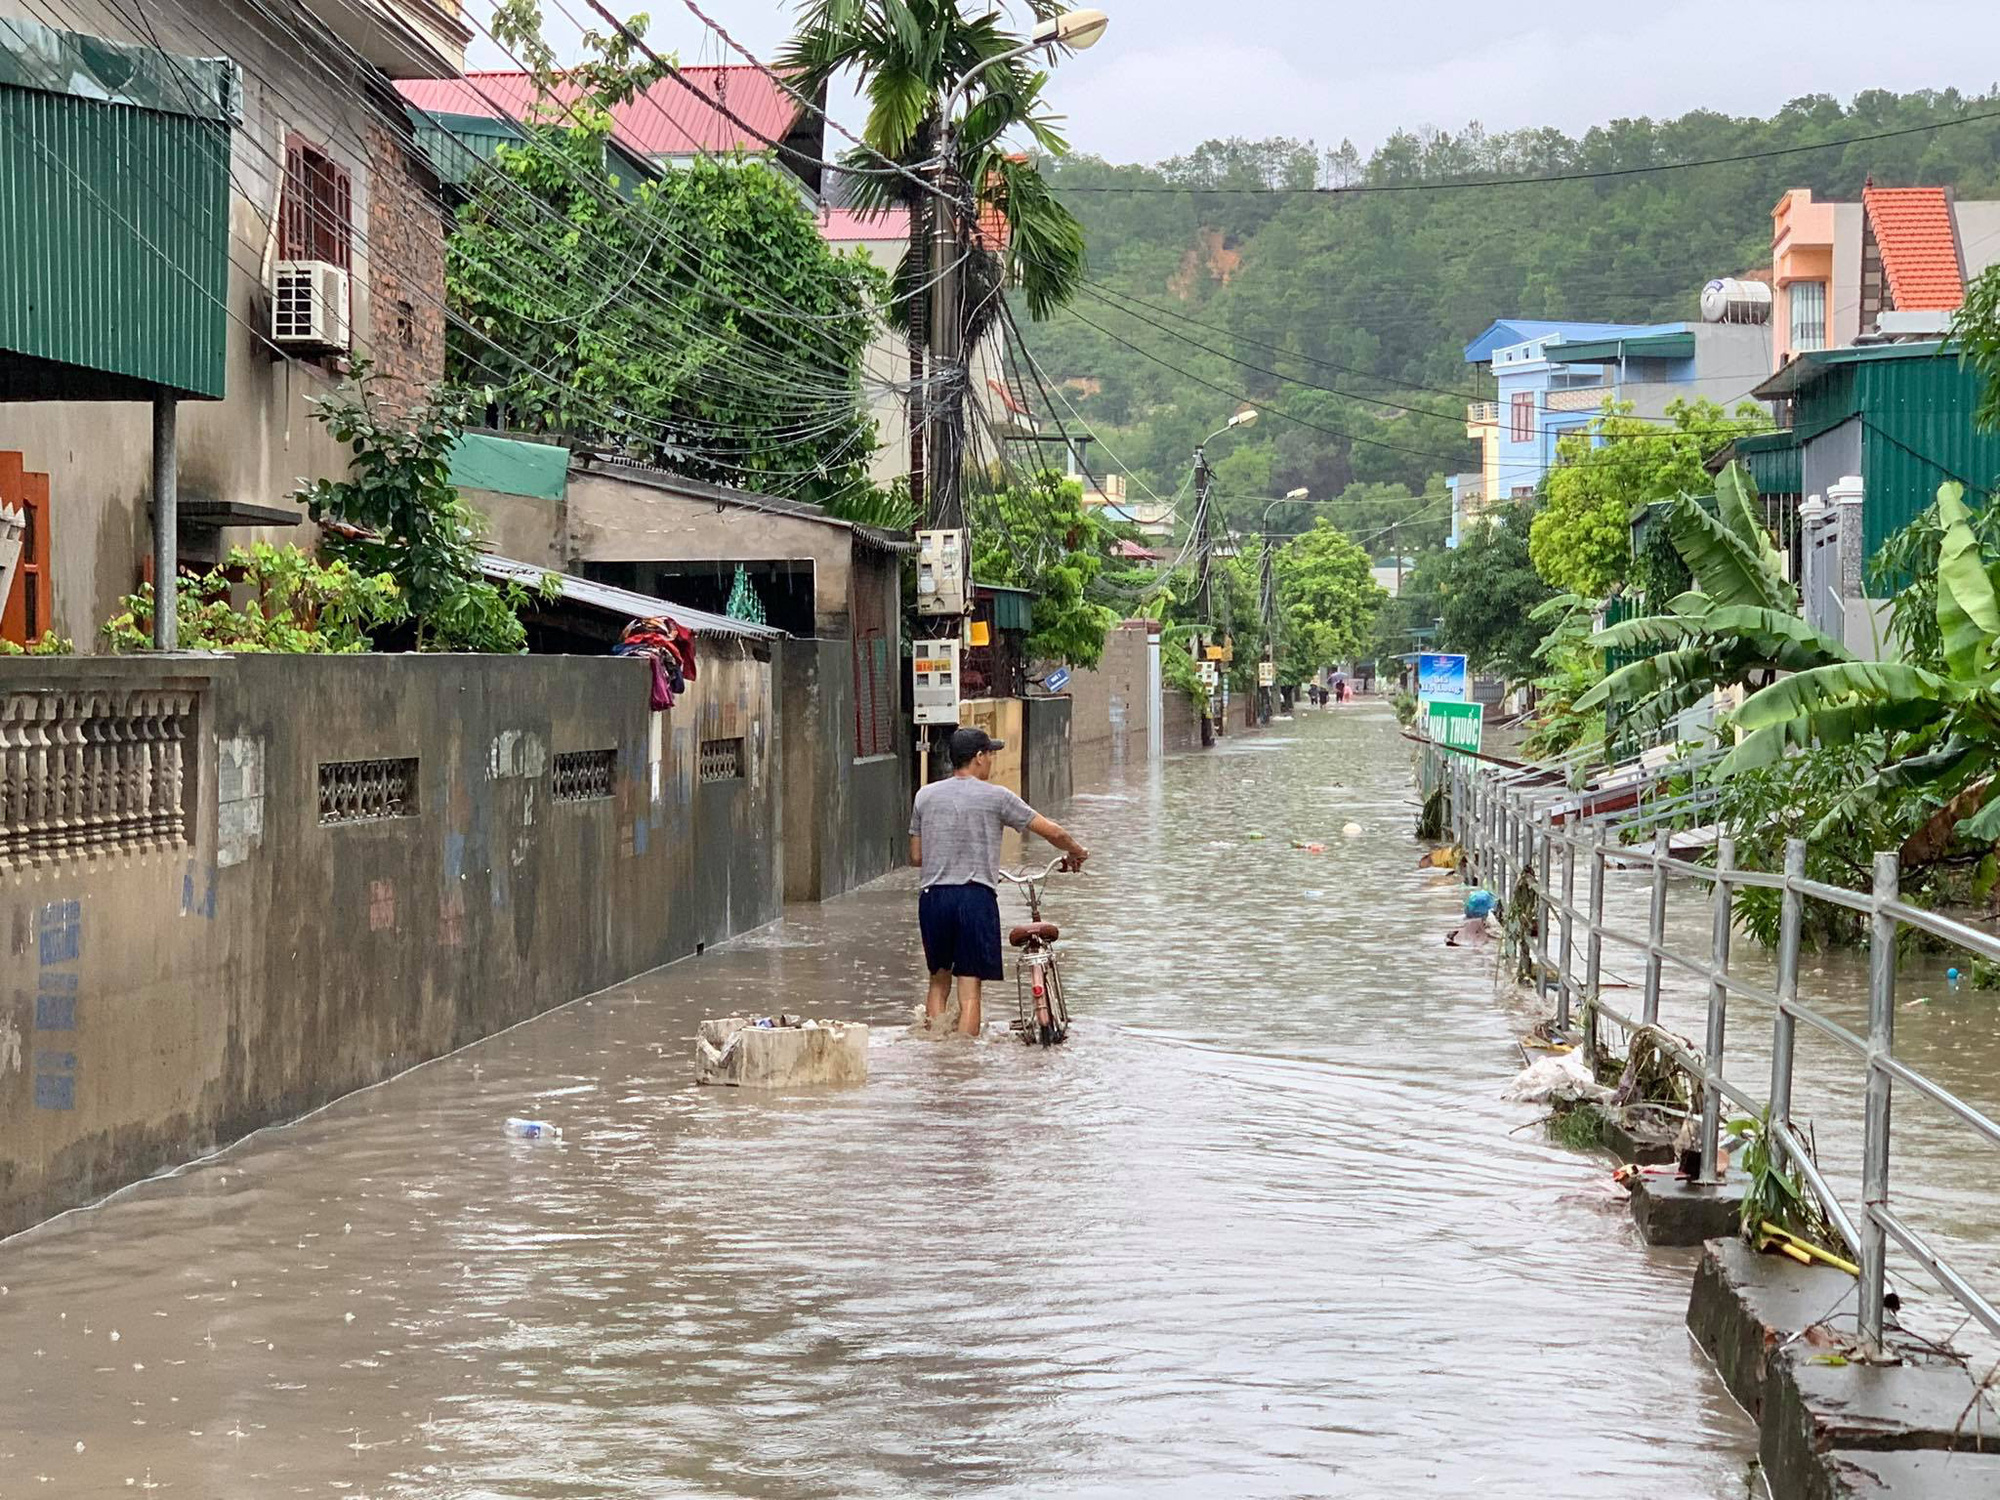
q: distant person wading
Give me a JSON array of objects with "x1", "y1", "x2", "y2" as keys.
[{"x1": 909, "y1": 727, "x2": 1089, "y2": 1036}]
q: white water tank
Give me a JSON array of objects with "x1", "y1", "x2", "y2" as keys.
[{"x1": 1700, "y1": 278, "x2": 1774, "y2": 324}]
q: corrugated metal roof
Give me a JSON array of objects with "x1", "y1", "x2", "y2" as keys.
[
  {"x1": 397, "y1": 67, "x2": 800, "y2": 159},
  {"x1": 1463, "y1": 319, "x2": 1640, "y2": 363},
  {"x1": 478, "y1": 554, "x2": 782, "y2": 640},
  {"x1": 1863, "y1": 185, "x2": 1964, "y2": 311},
  {"x1": 1542, "y1": 329, "x2": 1696, "y2": 363},
  {"x1": 0, "y1": 27, "x2": 231, "y2": 400}
]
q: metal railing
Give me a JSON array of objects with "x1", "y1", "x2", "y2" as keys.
[{"x1": 1428, "y1": 739, "x2": 2000, "y2": 1357}]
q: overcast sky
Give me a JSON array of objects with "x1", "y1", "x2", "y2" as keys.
[{"x1": 467, "y1": 1, "x2": 2000, "y2": 166}]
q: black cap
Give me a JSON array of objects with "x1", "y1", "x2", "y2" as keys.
[{"x1": 947, "y1": 725, "x2": 1006, "y2": 766}]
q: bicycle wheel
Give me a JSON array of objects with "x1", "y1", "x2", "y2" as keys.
[{"x1": 1041, "y1": 954, "x2": 1069, "y2": 1046}]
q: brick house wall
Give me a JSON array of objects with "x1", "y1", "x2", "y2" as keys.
[{"x1": 364, "y1": 118, "x2": 448, "y2": 416}]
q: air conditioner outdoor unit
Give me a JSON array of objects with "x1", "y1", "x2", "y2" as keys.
[{"x1": 270, "y1": 259, "x2": 349, "y2": 350}]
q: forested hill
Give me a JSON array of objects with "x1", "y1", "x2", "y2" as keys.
[{"x1": 1020, "y1": 89, "x2": 2000, "y2": 546}]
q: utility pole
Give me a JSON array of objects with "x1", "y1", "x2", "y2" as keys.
[
  {"x1": 1258, "y1": 533, "x2": 1276, "y2": 725},
  {"x1": 1190, "y1": 440, "x2": 1215, "y2": 747},
  {"x1": 925, "y1": 146, "x2": 964, "y2": 529}
]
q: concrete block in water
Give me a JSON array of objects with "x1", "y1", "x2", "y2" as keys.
[
  {"x1": 1628, "y1": 1172, "x2": 1747, "y2": 1247},
  {"x1": 1765, "y1": 1354, "x2": 2000, "y2": 1500},
  {"x1": 1688, "y1": 1236, "x2": 1852, "y2": 1421},
  {"x1": 1686, "y1": 1237, "x2": 2000, "y2": 1500},
  {"x1": 1817, "y1": 1449, "x2": 2000, "y2": 1499},
  {"x1": 694, "y1": 1017, "x2": 869, "y2": 1088}
]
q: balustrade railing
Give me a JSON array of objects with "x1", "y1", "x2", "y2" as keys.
[
  {"x1": 0, "y1": 689, "x2": 195, "y2": 867},
  {"x1": 1424, "y1": 737, "x2": 2000, "y2": 1358}
]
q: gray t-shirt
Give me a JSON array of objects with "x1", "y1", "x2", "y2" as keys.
[{"x1": 909, "y1": 776, "x2": 1036, "y2": 889}]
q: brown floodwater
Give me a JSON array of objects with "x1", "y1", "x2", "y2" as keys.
[{"x1": 0, "y1": 704, "x2": 1771, "y2": 1498}]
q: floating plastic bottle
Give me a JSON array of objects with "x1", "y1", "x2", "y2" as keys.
[
  {"x1": 504, "y1": 1118, "x2": 561, "y2": 1141},
  {"x1": 1947, "y1": 967, "x2": 1962, "y2": 994}
]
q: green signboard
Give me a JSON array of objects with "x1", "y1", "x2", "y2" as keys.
[{"x1": 1425, "y1": 699, "x2": 1484, "y2": 754}]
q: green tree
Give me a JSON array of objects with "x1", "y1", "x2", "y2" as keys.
[
  {"x1": 969, "y1": 471, "x2": 1117, "y2": 668},
  {"x1": 1529, "y1": 399, "x2": 1771, "y2": 596},
  {"x1": 296, "y1": 378, "x2": 543, "y2": 653},
  {"x1": 449, "y1": 6, "x2": 883, "y2": 503},
  {"x1": 782, "y1": 1, "x2": 1086, "y2": 321},
  {"x1": 1272, "y1": 518, "x2": 1386, "y2": 680},
  {"x1": 1424, "y1": 499, "x2": 1554, "y2": 681}
]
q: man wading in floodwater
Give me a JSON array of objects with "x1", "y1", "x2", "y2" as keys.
[{"x1": 909, "y1": 726, "x2": 1089, "y2": 1036}]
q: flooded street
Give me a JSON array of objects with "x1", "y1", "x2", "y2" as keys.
[{"x1": 0, "y1": 704, "x2": 1762, "y2": 1498}]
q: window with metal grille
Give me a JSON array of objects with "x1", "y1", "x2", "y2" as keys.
[
  {"x1": 699, "y1": 737, "x2": 745, "y2": 783},
  {"x1": 851, "y1": 558, "x2": 895, "y2": 758},
  {"x1": 1789, "y1": 281, "x2": 1827, "y2": 352},
  {"x1": 552, "y1": 748, "x2": 615, "y2": 802},
  {"x1": 281, "y1": 135, "x2": 352, "y2": 267},
  {"x1": 318, "y1": 758, "x2": 418, "y2": 824},
  {"x1": 1509, "y1": 392, "x2": 1535, "y2": 442}
]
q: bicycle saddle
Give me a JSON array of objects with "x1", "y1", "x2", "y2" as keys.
[{"x1": 1008, "y1": 921, "x2": 1060, "y2": 946}]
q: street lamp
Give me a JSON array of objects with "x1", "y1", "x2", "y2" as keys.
[
  {"x1": 1259, "y1": 487, "x2": 1311, "y2": 529},
  {"x1": 1032, "y1": 7, "x2": 1110, "y2": 49},
  {"x1": 927, "y1": 9, "x2": 1112, "y2": 528}
]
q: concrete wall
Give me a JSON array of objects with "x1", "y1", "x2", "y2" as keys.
[
  {"x1": 1062, "y1": 621, "x2": 1151, "y2": 789},
  {"x1": 778, "y1": 637, "x2": 908, "y2": 903},
  {"x1": 0, "y1": 648, "x2": 780, "y2": 1236},
  {"x1": 1161, "y1": 689, "x2": 1204, "y2": 756},
  {"x1": 567, "y1": 468, "x2": 859, "y2": 636},
  {"x1": 1022, "y1": 696, "x2": 1072, "y2": 812},
  {"x1": 0, "y1": 0, "x2": 449, "y2": 645}
]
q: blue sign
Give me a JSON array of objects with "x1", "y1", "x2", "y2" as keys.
[
  {"x1": 1045, "y1": 667, "x2": 1072, "y2": 693},
  {"x1": 1417, "y1": 653, "x2": 1468, "y2": 706}
]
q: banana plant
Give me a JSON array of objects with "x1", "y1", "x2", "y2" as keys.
[
  {"x1": 1723, "y1": 482, "x2": 2000, "y2": 841},
  {"x1": 1572, "y1": 463, "x2": 1849, "y2": 735}
]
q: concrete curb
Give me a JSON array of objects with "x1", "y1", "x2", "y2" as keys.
[{"x1": 1685, "y1": 1237, "x2": 2000, "y2": 1500}]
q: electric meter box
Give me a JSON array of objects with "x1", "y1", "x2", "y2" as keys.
[
  {"x1": 1196, "y1": 660, "x2": 1220, "y2": 687},
  {"x1": 913, "y1": 639, "x2": 962, "y2": 725},
  {"x1": 915, "y1": 528, "x2": 970, "y2": 617},
  {"x1": 1257, "y1": 661, "x2": 1276, "y2": 686}
]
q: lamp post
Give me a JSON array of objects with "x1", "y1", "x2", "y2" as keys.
[
  {"x1": 1188, "y1": 408, "x2": 1256, "y2": 745},
  {"x1": 926, "y1": 9, "x2": 1109, "y2": 530}
]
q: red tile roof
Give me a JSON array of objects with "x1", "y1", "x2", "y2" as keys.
[
  {"x1": 1862, "y1": 185, "x2": 1965, "y2": 310},
  {"x1": 398, "y1": 68, "x2": 801, "y2": 158}
]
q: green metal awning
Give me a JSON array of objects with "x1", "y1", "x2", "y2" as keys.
[
  {"x1": 1710, "y1": 429, "x2": 1802, "y2": 498},
  {"x1": 977, "y1": 581, "x2": 1034, "y2": 633},
  {"x1": 1546, "y1": 332, "x2": 1696, "y2": 364},
  {"x1": 0, "y1": 17, "x2": 234, "y2": 400}
]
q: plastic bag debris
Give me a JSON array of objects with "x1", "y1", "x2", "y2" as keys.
[{"x1": 1503, "y1": 1049, "x2": 1611, "y2": 1106}]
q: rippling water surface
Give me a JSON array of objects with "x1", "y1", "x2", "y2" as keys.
[{"x1": 0, "y1": 705, "x2": 1762, "y2": 1498}]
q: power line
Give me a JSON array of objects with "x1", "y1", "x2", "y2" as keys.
[
  {"x1": 1051, "y1": 104, "x2": 2000, "y2": 196},
  {"x1": 1060, "y1": 305, "x2": 1478, "y2": 467}
]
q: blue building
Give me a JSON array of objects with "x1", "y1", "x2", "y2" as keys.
[{"x1": 1458, "y1": 315, "x2": 1772, "y2": 531}]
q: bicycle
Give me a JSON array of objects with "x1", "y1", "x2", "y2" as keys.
[{"x1": 996, "y1": 855, "x2": 1074, "y2": 1047}]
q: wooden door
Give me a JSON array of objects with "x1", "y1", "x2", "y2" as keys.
[{"x1": 0, "y1": 451, "x2": 52, "y2": 647}]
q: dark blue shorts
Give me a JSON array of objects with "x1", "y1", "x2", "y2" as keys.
[{"x1": 919, "y1": 882, "x2": 1004, "y2": 980}]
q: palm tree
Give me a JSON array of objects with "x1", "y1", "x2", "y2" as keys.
[{"x1": 780, "y1": 1, "x2": 1089, "y2": 515}]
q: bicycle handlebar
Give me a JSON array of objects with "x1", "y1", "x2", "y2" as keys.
[{"x1": 997, "y1": 855, "x2": 1068, "y2": 885}]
